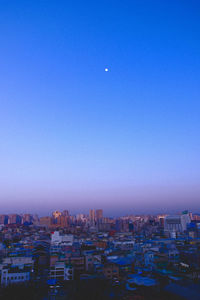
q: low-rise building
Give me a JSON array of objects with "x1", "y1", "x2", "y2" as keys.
[
  {"x1": 103, "y1": 263, "x2": 119, "y2": 280},
  {"x1": 0, "y1": 257, "x2": 33, "y2": 286},
  {"x1": 49, "y1": 262, "x2": 73, "y2": 281}
]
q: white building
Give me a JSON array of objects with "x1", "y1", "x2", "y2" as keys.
[
  {"x1": 164, "y1": 213, "x2": 191, "y2": 237},
  {"x1": 1, "y1": 266, "x2": 31, "y2": 286},
  {"x1": 180, "y1": 212, "x2": 191, "y2": 231},
  {"x1": 0, "y1": 257, "x2": 33, "y2": 286},
  {"x1": 3, "y1": 257, "x2": 33, "y2": 266},
  {"x1": 50, "y1": 262, "x2": 73, "y2": 281},
  {"x1": 113, "y1": 241, "x2": 135, "y2": 250},
  {"x1": 51, "y1": 231, "x2": 74, "y2": 245}
]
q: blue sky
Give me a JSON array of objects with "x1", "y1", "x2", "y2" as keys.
[{"x1": 0, "y1": 0, "x2": 200, "y2": 215}]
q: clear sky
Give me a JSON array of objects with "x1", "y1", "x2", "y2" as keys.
[{"x1": 0, "y1": 0, "x2": 200, "y2": 216}]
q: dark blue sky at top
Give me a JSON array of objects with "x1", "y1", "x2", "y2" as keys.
[{"x1": 0, "y1": 0, "x2": 200, "y2": 215}]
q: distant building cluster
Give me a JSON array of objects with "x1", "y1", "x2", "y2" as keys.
[{"x1": 0, "y1": 209, "x2": 200, "y2": 299}]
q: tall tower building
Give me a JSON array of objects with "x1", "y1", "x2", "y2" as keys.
[
  {"x1": 96, "y1": 209, "x2": 103, "y2": 222},
  {"x1": 89, "y1": 209, "x2": 95, "y2": 225}
]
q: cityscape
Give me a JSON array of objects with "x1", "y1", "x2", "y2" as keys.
[
  {"x1": 0, "y1": 209, "x2": 200, "y2": 299},
  {"x1": 1, "y1": 0, "x2": 200, "y2": 299}
]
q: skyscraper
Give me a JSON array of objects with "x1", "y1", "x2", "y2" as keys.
[
  {"x1": 62, "y1": 210, "x2": 69, "y2": 217},
  {"x1": 96, "y1": 209, "x2": 103, "y2": 222},
  {"x1": 89, "y1": 209, "x2": 95, "y2": 225}
]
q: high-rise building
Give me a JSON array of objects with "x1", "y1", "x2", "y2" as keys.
[
  {"x1": 0, "y1": 215, "x2": 8, "y2": 225},
  {"x1": 96, "y1": 209, "x2": 103, "y2": 222},
  {"x1": 89, "y1": 209, "x2": 95, "y2": 225},
  {"x1": 62, "y1": 210, "x2": 69, "y2": 217},
  {"x1": 32, "y1": 214, "x2": 40, "y2": 225},
  {"x1": 8, "y1": 214, "x2": 22, "y2": 224},
  {"x1": 52, "y1": 211, "x2": 62, "y2": 219},
  {"x1": 193, "y1": 214, "x2": 200, "y2": 221},
  {"x1": 57, "y1": 215, "x2": 69, "y2": 227},
  {"x1": 164, "y1": 212, "x2": 191, "y2": 237},
  {"x1": 40, "y1": 216, "x2": 52, "y2": 227},
  {"x1": 181, "y1": 211, "x2": 191, "y2": 231},
  {"x1": 115, "y1": 219, "x2": 123, "y2": 232},
  {"x1": 22, "y1": 214, "x2": 33, "y2": 224}
]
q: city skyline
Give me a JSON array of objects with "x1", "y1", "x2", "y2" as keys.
[
  {"x1": 0, "y1": 1, "x2": 200, "y2": 213},
  {"x1": 0, "y1": 207, "x2": 199, "y2": 219},
  {"x1": 0, "y1": 207, "x2": 198, "y2": 222}
]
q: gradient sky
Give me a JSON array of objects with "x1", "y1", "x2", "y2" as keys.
[{"x1": 0, "y1": 0, "x2": 200, "y2": 216}]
